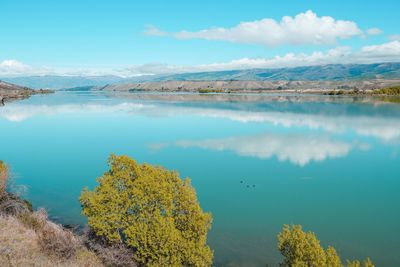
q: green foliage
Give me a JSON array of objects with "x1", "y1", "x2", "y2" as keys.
[
  {"x1": 21, "y1": 91, "x2": 31, "y2": 97},
  {"x1": 22, "y1": 199, "x2": 33, "y2": 212},
  {"x1": 199, "y1": 88, "x2": 223, "y2": 93},
  {"x1": 278, "y1": 224, "x2": 374, "y2": 267},
  {"x1": 346, "y1": 258, "x2": 374, "y2": 267},
  {"x1": 80, "y1": 154, "x2": 213, "y2": 267},
  {"x1": 0, "y1": 160, "x2": 9, "y2": 197},
  {"x1": 38, "y1": 89, "x2": 55, "y2": 94},
  {"x1": 278, "y1": 224, "x2": 328, "y2": 266},
  {"x1": 17, "y1": 212, "x2": 44, "y2": 232},
  {"x1": 371, "y1": 86, "x2": 400, "y2": 95},
  {"x1": 337, "y1": 90, "x2": 345, "y2": 95},
  {"x1": 327, "y1": 90, "x2": 346, "y2": 96},
  {"x1": 326, "y1": 86, "x2": 400, "y2": 96}
]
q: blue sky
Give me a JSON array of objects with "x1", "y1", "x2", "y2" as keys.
[{"x1": 1, "y1": 0, "x2": 400, "y2": 76}]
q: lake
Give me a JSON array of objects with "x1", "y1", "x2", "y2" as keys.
[{"x1": 1, "y1": 91, "x2": 399, "y2": 266}]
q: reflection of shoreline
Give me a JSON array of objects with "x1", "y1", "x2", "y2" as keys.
[
  {"x1": 109, "y1": 91, "x2": 400, "y2": 105},
  {"x1": 2, "y1": 93, "x2": 400, "y2": 143}
]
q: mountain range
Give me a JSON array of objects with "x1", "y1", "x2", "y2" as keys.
[{"x1": 1, "y1": 62, "x2": 400, "y2": 90}]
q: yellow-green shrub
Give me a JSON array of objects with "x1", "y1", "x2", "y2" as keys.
[
  {"x1": 278, "y1": 224, "x2": 374, "y2": 267},
  {"x1": 372, "y1": 86, "x2": 400, "y2": 95},
  {"x1": 0, "y1": 160, "x2": 9, "y2": 198},
  {"x1": 199, "y1": 88, "x2": 223, "y2": 93},
  {"x1": 80, "y1": 154, "x2": 213, "y2": 267}
]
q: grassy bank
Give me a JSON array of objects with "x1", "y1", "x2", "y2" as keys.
[
  {"x1": 326, "y1": 86, "x2": 400, "y2": 96},
  {"x1": 0, "y1": 160, "x2": 137, "y2": 267}
]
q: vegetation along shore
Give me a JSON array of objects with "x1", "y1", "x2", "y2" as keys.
[{"x1": 0, "y1": 158, "x2": 375, "y2": 266}]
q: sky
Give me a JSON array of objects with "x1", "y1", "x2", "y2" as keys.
[{"x1": 1, "y1": 0, "x2": 400, "y2": 77}]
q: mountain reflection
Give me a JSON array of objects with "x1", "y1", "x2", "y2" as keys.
[{"x1": 2, "y1": 93, "x2": 400, "y2": 146}]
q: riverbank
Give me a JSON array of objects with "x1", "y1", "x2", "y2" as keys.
[
  {"x1": 64, "y1": 78, "x2": 400, "y2": 94},
  {"x1": 325, "y1": 85, "x2": 400, "y2": 96},
  {"x1": 0, "y1": 81, "x2": 54, "y2": 105},
  {"x1": 0, "y1": 161, "x2": 138, "y2": 267},
  {"x1": 0, "y1": 193, "x2": 138, "y2": 267}
]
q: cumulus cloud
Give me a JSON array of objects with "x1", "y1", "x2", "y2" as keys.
[
  {"x1": 119, "y1": 41, "x2": 400, "y2": 76},
  {"x1": 2, "y1": 41, "x2": 400, "y2": 77},
  {"x1": 0, "y1": 60, "x2": 53, "y2": 77},
  {"x1": 169, "y1": 10, "x2": 362, "y2": 47},
  {"x1": 366, "y1": 28, "x2": 383, "y2": 35},
  {"x1": 0, "y1": 59, "x2": 126, "y2": 77},
  {"x1": 162, "y1": 133, "x2": 355, "y2": 166},
  {"x1": 143, "y1": 24, "x2": 168, "y2": 36}
]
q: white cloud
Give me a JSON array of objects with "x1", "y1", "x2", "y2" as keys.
[
  {"x1": 170, "y1": 133, "x2": 355, "y2": 166},
  {"x1": 119, "y1": 41, "x2": 400, "y2": 75},
  {"x1": 0, "y1": 59, "x2": 122, "y2": 77},
  {"x1": 1, "y1": 41, "x2": 400, "y2": 77},
  {"x1": 388, "y1": 34, "x2": 400, "y2": 41},
  {"x1": 366, "y1": 28, "x2": 383, "y2": 35},
  {"x1": 170, "y1": 10, "x2": 362, "y2": 47},
  {"x1": 143, "y1": 24, "x2": 167, "y2": 36},
  {"x1": 0, "y1": 60, "x2": 50, "y2": 76}
]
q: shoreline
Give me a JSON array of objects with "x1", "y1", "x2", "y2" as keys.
[
  {"x1": 0, "y1": 80, "x2": 54, "y2": 106},
  {"x1": 0, "y1": 89, "x2": 54, "y2": 105}
]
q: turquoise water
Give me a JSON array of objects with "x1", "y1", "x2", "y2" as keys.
[{"x1": 1, "y1": 91, "x2": 399, "y2": 266}]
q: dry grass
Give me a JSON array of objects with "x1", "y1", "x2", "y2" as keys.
[
  {"x1": 0, "y1": 191, "x2": 32, "y2": 215},
  {"x1": 38, "y1": 218, "x2": 80, "y2": 259},
  {"x1": 0, "y1": 161, "x2": 32, "y2": 216},
  {"x1": 0, "y1": 212, "x2": 103, "y2": 267},
  {"x1": 83, "y1": 227, "x2": 138, "y2": 267},
  {"x1": 0, "y1": 160, "x2": 135, "y2": 266}
]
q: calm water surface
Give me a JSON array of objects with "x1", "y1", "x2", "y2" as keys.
[{"x1": 1, "y1": 91, "x2": 399, "y2": 266}]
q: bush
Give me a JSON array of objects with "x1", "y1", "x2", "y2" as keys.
[
  {"x1": 82, "y1": 227, "x2": 137, "y2": 267},
  {"x1": 0, "y1": 191, "x2": 32, "y2": 215},
  {"x1": 17, "y1": 211, "x2": 45, "y2": 232},
  {"x1": 21, "y1": 90, "x2": 31, "y2": 97},
  {"x1": 337, "y1": 90, "x2": 345, "y2": 95},
  {"x1": 372, "y1": 86, "x2": 400, "y2": 95},
  {"x1": 80, "y1": 154, "x2": 213, "y2": 267},
  {"x1": 0, "y1": 160, "x2": 8, "y2": 198},
  {"x1": 36, "y1": 209, "x2": 79, "y2": 259},
  {"x1": 278, "y1": 224, "x2": 374, "y2": 267},
  {"x1": 328, "y1": 91, "x2": 336, "y2": 95},
  {"x1": 199, "y1": 88, "x2": 223, "y2": 93}
]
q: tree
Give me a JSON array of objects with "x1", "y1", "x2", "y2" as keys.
[
  {"x1": 278, "y1": 224, "x2": 374, "y2": 267},
  {"x1": 79, "y1": 154, "x2": 213, "y2": 267}
]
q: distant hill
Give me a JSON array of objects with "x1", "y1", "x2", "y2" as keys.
[
  {"x1": 0, "y1": 75, "x2": 128, "y2": 90},
  {"x1": 1, "y1": 62, "x2": 400, "y2": 89},
  {"x1": 0, "y1": 80, "x2": 52, "y2": 104},
  {"x1": 95, "y1": 79, "x2": 400, "y2": 92},
  {"x1": 153, "y1": 63, "x2": 400, "y2": 81}
]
